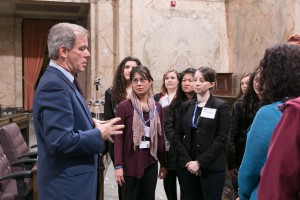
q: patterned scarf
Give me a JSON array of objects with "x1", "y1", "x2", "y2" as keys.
[{"x1": 129, "y1": 92, "x2": 162, "y2": 160}]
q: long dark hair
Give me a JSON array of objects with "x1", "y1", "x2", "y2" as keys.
[
  {"x1": 241, "y1": 69, "x2": 261, "y2": 122},
  {"x1": 172, "y1": 68, "x2": 196, "y2": 107},
  {"x1": 111, "y1": 56, "x2": 141, "y2": 104}
]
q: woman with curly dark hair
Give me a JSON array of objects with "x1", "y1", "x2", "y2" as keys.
[
  {"x1": 105, "y1": 56, "x2": 142, "y2": 115},
  {"x1": 104, "y1": 56, "x2": 141, "y2": 200},
  {"x1": 227, "y1": 70, "x2": 261, "y2": 197},
  {"x1": 238, "y1": 43, "x2": 300, "y2": 200}
]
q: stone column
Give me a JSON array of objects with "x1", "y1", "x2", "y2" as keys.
[{"x1": 88, "y1": 0, "x2": 116, "y2": 114}]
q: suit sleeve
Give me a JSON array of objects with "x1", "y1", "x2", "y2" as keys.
[
  {"x1": 258, "y1": 104, "x2": 300, "y2": 200},
  {"x1": 35, "y1": 81, "x2": 103, "y2": 156},
  {"x1": 197, "y1": 102, "x2": 230, "y2": 169}
]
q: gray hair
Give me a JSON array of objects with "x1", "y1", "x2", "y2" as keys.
[{"x1": 47, "y1": 23, "x2": 89, "y2": 60}]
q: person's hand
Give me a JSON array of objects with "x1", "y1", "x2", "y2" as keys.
[
  {"x1": 236, "y1": 197, "x2": 240, "y2": 200},
  {"x1": 186, "y1": 161, "x2": 201, "y2": 176},
  {"x1": 115, "y1": 168, "x2": 125, "y2": 186},
  {"x1": 230, "y1": 168, "x2": 238, "y2": 178},
  {"x1": 158, "y1": 167, "x2": 168, "y2": 179},
  {"x1": 93, "y1": 117, "x2": 124, "y2": 142}
]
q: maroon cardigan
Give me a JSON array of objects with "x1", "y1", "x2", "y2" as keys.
[
  {"x1": 258, "y1": 97, "x2": 300, "y2": 199},
  {"x1": 114, "y1": 99, "x2": 167, "y2": 179}
]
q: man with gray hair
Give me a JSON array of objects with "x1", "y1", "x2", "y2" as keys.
[{"x1": 33, "y1": 22, "x2": 124, "y2": 200}]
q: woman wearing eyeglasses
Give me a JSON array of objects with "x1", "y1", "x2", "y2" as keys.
[
  {"x1": 104, "y1": 56, "x2": 141, "y2": 200},
  {"x1": 114, "y1": 65, "x2": 167, "y2": 200},
  {"x1": 172, "y1": 67, "x2": 230, "y2": 200}
]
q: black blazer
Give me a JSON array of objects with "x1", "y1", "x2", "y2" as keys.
[
  {"x1": 172, "y1": 94, "x2": 230, "y2": 172},
  {"x1": 103, "y1": 88, "x2": 118, "y2": 157}
]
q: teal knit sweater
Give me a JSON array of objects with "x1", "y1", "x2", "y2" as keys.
[{"x1": 238, "y1": 101, "x2": 283, "y2": 200}]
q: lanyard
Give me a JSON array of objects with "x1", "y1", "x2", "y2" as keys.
[
  {"x1": 191, "y1": 101, "x2": 201, "y2": 128},
  {"x1": 132, "y1": 104, "x2": 156, "y2": 125}
]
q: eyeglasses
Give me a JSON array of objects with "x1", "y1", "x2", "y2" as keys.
[{"x1": 132, "y1": 78, "x2": 148, "y2": 84}]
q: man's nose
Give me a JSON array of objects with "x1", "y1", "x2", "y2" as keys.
[{"x1": 85, "y1": 49, "x2": 90, "y2": 57}]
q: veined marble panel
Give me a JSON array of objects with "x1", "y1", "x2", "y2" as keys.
[
  {"x1": 88, "y1": 0, "x2": 115, "y2": 102},
  {"x1": 0, "y1": 17, "x2": 22, "y2": 107},
  {"x1": 131, "y1": 1, "x2": 229, "y2": 91},
  {"x1": 0, "y1": 51, "x2": 15, "y2": 106},
  {"x1": 226, "y1": 0, "x2": 295, "y2": 95}
]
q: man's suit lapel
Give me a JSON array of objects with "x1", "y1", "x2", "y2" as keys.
[
  {"x1": 74, "y1": 90, "x2": 94, "y2": 125},
  {"x1": 47, "y1": 66, "x2": 94, "y2": 126}
]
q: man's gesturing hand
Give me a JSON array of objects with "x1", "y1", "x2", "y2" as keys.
[{"x1": 93, "y1": 117, "x2": 124, "y2": 142}]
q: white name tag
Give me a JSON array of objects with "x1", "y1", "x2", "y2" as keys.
[
  {"x1": 139, "y1": 141, "x2": 150, "y2": 149},
  {"x1": 200, "y1": 107, "x2": 217, "y2": 119},
  {"x1": 144, "y1": 126, "x2": 150, "y2": 137}
]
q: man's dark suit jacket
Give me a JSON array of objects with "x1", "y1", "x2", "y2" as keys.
[{"x1": 33, "y1": 66, "x2": 103, "y2": 200}]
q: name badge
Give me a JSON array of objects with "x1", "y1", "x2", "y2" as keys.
[
  {"x1": 139, "y1": 141, "x2": 150, "y2": 149},
  {"x1": 200, "y1": 107, "x2": 217, "y2": 119},
  {"x1": 144, "y1": 126, "x2": 150, "y2": 137}
]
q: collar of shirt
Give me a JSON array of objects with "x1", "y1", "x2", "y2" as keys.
[
  {"x1": 49, "y1": 61, "x2": 74, "y2": 83},
  {"x1": 159, "y1": 94, "x2": 170, "y2": 107}
]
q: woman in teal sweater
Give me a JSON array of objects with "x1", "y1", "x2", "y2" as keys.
[{"x1": 238, "y1": 43, "x2": 300, "y2": 200}]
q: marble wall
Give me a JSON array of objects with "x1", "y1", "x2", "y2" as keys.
[
  {"x1": 0, "y1": 0, "x2": 299, "y2": 108},
  {"x1": 0, "y1": 17, "x2": 22, "y2": 108},
  {"x1": 226, "y1": 0, "x2": 296, "y2": 92},
  {"x1": 132, "y1": 0, "x2": 230, "y2": 91},
  {"x1": 93, "y1": 0, "x2": 230, "y2": 99}
]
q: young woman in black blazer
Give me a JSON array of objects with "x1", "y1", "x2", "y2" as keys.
[{"x1": 172, "y1": 67, "x2": 230, "y2": 200}]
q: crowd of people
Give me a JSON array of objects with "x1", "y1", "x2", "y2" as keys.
[{"x1": 33, "y1": 22, "x2": 300, "y2": 200}]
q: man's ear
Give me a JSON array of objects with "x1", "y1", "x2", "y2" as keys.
[{"x1": 58, "y1": 45, "x2": 68, "y2": 58}]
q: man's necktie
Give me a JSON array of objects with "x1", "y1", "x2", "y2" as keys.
[{"x1": 73, "y1": 78, "x2": 83, "y2": 96}]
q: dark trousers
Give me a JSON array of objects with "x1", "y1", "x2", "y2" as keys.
[
  {"x1": 163, "y1": 169, "x2": 178, "y2": 200},
  {"x1": 122, "y1": 163, "x2": 158, "y2": 200},
  {"x1": 178, "y1": 168, "x2": 225, "y2": 200}
]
